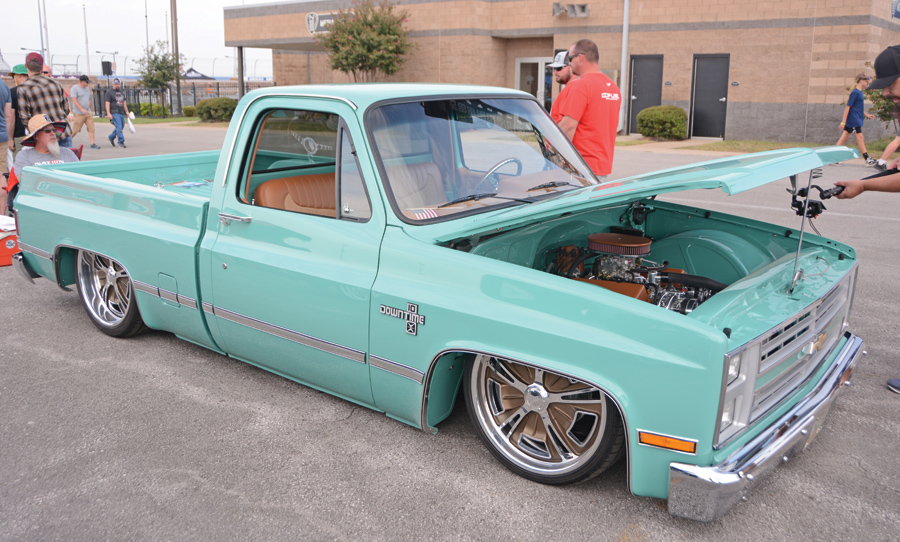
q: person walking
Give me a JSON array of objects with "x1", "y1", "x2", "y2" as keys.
[
  {"x1": 833, "y1": 45, "x2": 900, "y2": 394},
  {"x1": 548, "y1": 51, "x2": 581, "y2": 124},
  {"x1": 16, "y1": 53, "x2": 74, "y2": 149},
  {"x1": 104, "y1": 78, "x2": 130, "y2": 148},
  {"x1": 556, "y1": 39, "x2": 621, "y2": 180},
  {"x1": 836, "y1": 73, "x2": 876, "y2": 165},
  {"x1": 71, "y1": 75, "x2": 100, "y2": 149}
]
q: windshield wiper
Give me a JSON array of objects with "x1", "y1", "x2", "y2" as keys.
[
  {"x1": 527, "y1": 180, "x2": 581, "y2": 191},
  {"x1": 438, "y1": 192, "x2": 534, "y2": 208}
]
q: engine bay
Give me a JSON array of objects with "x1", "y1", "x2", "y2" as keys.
[{"x1": 544, "y1": 231, "x2": 727, "y2": 314}]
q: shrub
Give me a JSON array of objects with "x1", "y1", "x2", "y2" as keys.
[
  {"x1": 195, "y1": 97, "x2": 238, "y2": 122},
  {"x1": 127, "y1": 103, "x2": 141, "y2": 116},
  {"x1": 139, "y1": 103, "x2": 170, "y2": 117},
  {"x1": 636, "y1": 105, "x2": 688, "y2": 140},
  {"x1": 183, "y1": 106, "x2": 196, "y2": 117}
]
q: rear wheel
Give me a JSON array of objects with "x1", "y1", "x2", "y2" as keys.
[
  {"x1": 75, "y1": 249, "x2": 146, "y2": 337},
  {"x1": 464, "y1": 354, "x2": 624, "y2": 484}
]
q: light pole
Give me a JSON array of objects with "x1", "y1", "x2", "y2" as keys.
[{"x1": 144, "y1": 0, "x2": 150, "y2": 53}]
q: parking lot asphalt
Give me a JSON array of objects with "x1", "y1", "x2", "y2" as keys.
[{"x1": 2, "y1": 123, "x2": 897, "y2": 540}]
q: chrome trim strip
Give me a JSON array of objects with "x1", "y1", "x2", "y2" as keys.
[
  {"x1": 18, "y1": 242, "x2": 52, "y2": 261},
  {"x1": 668, "y1": 332, "x2": 863, "y2": 522},
  {"x1": 369, "y1": 355, "x2": 424, "y2": 384},
  {"x1": 177, "y1": 295, "x2": 198, "y2": 310},
  {"x1": 221, "y1": 92, "x2": 358, "y2": 187},
  {"x1": 159, "y1": 288, "x2": 179, "y2": 303},
  {"x1": 202, "y1": 302, "x2": 214, "y2": 314},
  {"x1": 213, "y1": 305, "x2": 366, "y2": 363},
  {"x1": 133, "y1": 280, "x2": 159, "y2": 297}
]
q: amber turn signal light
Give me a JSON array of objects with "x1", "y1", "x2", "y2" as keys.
[{"x1": 638, "y1": 431, "x2": 697, "y2": 454}]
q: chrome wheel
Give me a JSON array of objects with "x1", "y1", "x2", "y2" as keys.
[
  {"x1": 465, "y1": 354, "x2": 623, "y2": 484},
  {"x1": 75, "y1": 250, "x2": 145, "y2": 337}
]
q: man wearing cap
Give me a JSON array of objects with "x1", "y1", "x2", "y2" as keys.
[
  {"x1": 834, "y1": 44, "x2": 900, "y2": 395},
  {"x1": 71, "y1": 75, "x2": 100, "y2": 150},
  {"x1": 557, "y1": 39, "x2": 621, "y2": 180},
  {"x1": 104, "y1": 79, "x2": 131, "y2": 148},
  {"x1": 7, "y1": 115, "x2": 79, "y2": 215},
  {"x1": 16, "y1": 53, "x2": 74, "y2": 149},
  {"x1": 7, "y1": 65, "x2": 30, "y2": 154},
  {"x1": 548, "y1": 51, "x2": 581, "y2": 124},
  {"x1": 836, "y1": 73, "x2": 876, "y2": 165}
]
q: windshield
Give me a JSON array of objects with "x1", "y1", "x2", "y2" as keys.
[{"x1": 368, "y1": 98, "x2": 598, "y2": 222}]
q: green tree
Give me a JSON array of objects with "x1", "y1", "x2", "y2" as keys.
[
  {"x1": 316, "y1": 0, "x2": 413, "y2": 82},
  {"x1": 135, "y1": 40, "x2": 183, "y2": 89}
]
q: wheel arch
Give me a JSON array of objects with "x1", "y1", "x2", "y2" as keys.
[{"x1": 420, "y1": 348, "x2": 633, "y2": 489}]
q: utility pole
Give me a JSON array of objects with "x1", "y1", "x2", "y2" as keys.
[
  {"x1": 83, "y1": 5, "x2": 91, "y2": 75},
  {"x1": 170, "y1": 0, "x2": 182, "y2": 114},
  {"x1": 144, "y1": 0, "x2": 150, "y2": 53},
  {"x1": 35, "y1": 0, "x2": 46, "y2": 59},
  {"x1": 41, "y1": 0, "x2": 50, "y2": 60}
]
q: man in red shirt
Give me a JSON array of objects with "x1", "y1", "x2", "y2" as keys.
[
  {"x1": 548, "y1": 51, "x2": 581, "y2": 123},
  {"x1": 557, "y1": 39, "x2": 621, "y2": 179}
]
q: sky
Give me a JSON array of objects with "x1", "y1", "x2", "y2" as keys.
[{"x1": 2, "y1": 0, "x2": 277, "y2": 79}]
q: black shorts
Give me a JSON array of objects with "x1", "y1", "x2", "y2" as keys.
[{"x1": 843, "y1": 125, "x2": 863, "y2": 134}]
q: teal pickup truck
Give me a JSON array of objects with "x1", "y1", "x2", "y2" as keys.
[{"x1": 11, "y1": 84, "x2": 864, "y2": 521}]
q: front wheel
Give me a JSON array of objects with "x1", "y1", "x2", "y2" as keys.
[
  {"x1": 464, "y1": 354, "x2": 624, "y2": 485},
  {"x1": 75, "y1": 249, "x2": 146, "y2": 337}
]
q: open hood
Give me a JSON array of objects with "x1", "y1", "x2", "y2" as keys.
[{"x1": 426, "y1": 146, "x2": 858, "y2": 241}]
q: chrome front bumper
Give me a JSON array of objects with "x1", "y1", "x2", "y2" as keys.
[{"x1": 667, "y1": 331, "x2": 864, "y2": 522}]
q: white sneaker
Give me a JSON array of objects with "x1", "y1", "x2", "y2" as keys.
[
  {"x1": 865, "y1": 157, "x2": 876, "y2": 166},
  {"x1": 875, "y1": 160, "x2": 888, "y2": 171}
]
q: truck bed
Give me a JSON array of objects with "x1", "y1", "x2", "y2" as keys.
[{"x1": 15, "y1": 151, "x2": 221, "y2": 351}]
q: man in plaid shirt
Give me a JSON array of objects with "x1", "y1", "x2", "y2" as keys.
[{"x1": 16, "y1": 53, "x2": 73, "y2": 149}]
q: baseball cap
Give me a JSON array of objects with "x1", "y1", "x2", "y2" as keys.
[
  {"x1": 548, "y1": 51, "x2": 568, "y2": 69},
  {"x1": 22, "y1": 114, "x2": 67, "y2": 147},
  {"x1": 9, "y1": 64, "x2": 28, "y2": 76},
  {"x1": 113, "y1": 78, "x2": 121, "y2": 83},
  {"x1": 79, "y1": 74, "x2": 90, "y2": 82},
  {"x1": 855, "y1": 73, "x2": 870, "y2": 83},
  {"x1": 868, "y1": 45, "x2": 900, "y2": 90},
  {"x1": 25, "y1": 52, "x2": 44, "y2": 68}
]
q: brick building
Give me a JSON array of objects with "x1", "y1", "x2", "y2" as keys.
[{"x1": 224, "y1": 0, "x2": 900, "y2": 142}]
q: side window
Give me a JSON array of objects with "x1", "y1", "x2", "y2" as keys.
[
  {"x1": 241, "y1": 108, "x2": 369, "y2": 220},
  {"x1": 338, "y1": 129, "x2": 372, "y2": 220}
]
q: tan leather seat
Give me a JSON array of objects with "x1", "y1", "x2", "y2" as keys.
[
  {"x1": 254, "y1": 174, "x2": 336, "y2": 217},
  {"x1": 385, "y1": 162, "x2": 446, "y2": 211}
]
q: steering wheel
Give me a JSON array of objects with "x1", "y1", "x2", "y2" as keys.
[{"x1": 474, "y1": 158, "x2": 523, "y2": 193}]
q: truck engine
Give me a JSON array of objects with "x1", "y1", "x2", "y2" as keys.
[{"x1": 545, "y1": 232, "x2": 728, "y2": 314}]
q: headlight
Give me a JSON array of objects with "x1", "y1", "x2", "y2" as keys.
[
  {"x1": 715, "y1": 344, "x2": 759, "y2": 449},
  {"x1": 725, "y1": 353, "x2": 741, "y2": 385}
]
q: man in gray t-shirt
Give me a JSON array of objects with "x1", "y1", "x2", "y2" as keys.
[{"x1": 70, "y1": 75, "x2": 99, "y2": 149}]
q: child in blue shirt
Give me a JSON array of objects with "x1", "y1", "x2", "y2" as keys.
[{"x1": 837, "y1": 73, "x2": 876, "y2": 164}]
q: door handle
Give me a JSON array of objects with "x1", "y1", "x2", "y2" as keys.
[
  {"x1": 218, "y1": 212, "x2": 253, "y2": 225},
  {"x1": 631, "y1": 95, "x2": 637, "y2": 100},
  {"x1": 719, "y1": 97, "x2": 727, "y2": 102}
]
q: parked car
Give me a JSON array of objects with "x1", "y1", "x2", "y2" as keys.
[{"x1": 11, "y1": 84, "x2": 863, "y2": 521}]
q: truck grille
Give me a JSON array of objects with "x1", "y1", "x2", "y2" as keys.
[{"x1": 750, "y1": 272, "x2": 854, "y2": 422}]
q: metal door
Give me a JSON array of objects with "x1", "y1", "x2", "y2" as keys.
[
  {"x1": 516, "y1": 57, "x2": 554, "y2": 112},
  {"x1": 690, "y1": 55, "x2": 730, "y2": 138},
  {"x1": 628, "y1": 55, "x2": 664, "y2": 134}
]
